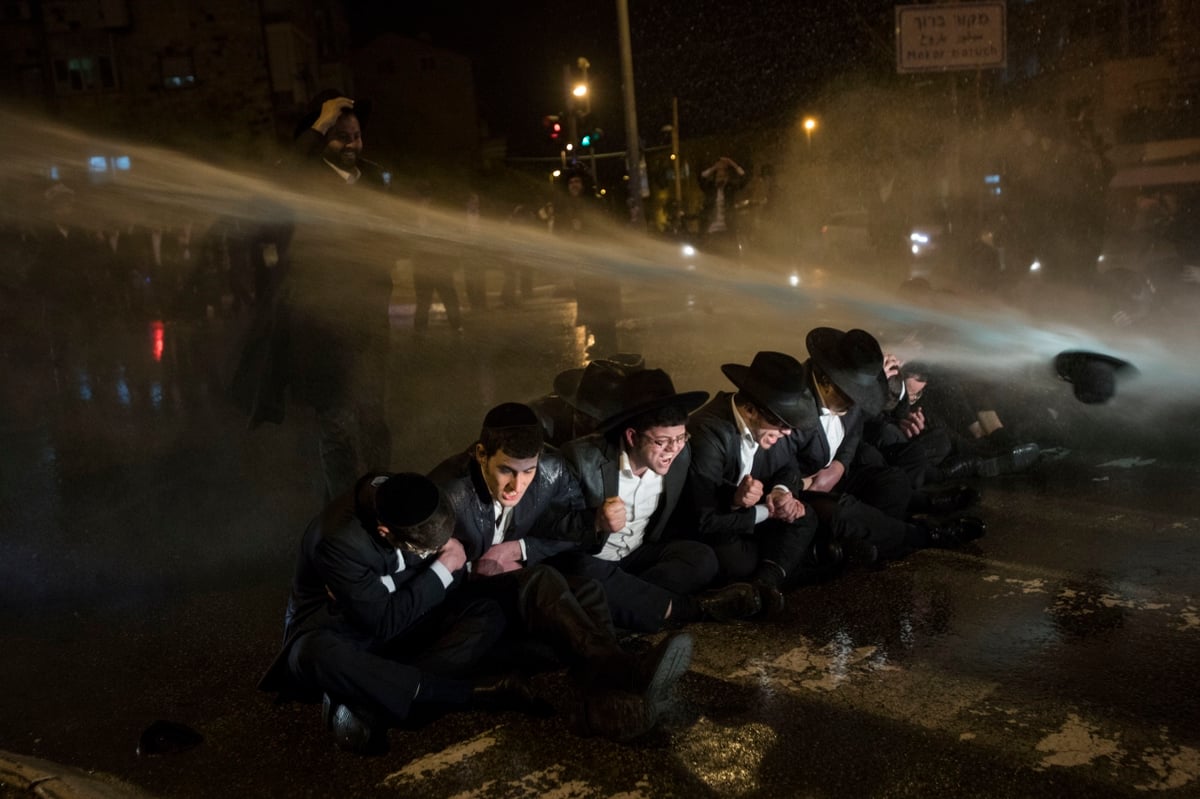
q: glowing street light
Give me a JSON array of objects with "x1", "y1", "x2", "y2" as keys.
[
  {"x1": 803, "y1": 116, "x2": 818, "y2": 148},
  {"x1": 572, "y1": 83, "x2": 588, "y2": 99}
]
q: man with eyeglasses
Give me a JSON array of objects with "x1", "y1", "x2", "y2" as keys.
[
  {"x1": 685, "y1": 351, "x2": 821, "y2": 614},
  {"x1": 429, "y1": 402, "x2": 695, "y2": 741},
  {"x1": 548, "y1": 369, "x2": 763, "y2": 631},
  {"x1": 258, "y1": 472, "x2": 544, "y2": 754}
]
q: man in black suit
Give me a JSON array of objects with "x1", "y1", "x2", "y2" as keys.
[
  {"x1": 258, "y1": 472, "x2": 538, "y2": 753},
  {"x1": 552, "y1": 369, "x2": 761, "y2": 631},
  {"x1": 777, "y1": 328, "x2": 986, "y2": 563},
  {"x1": 429, "y1": 402, "x2": 695, "y2": 741},
  {"x1": 686, "y1": 351, "x2": 820, "y2": 612},
  {"x1": 284, "y1": 91, "x2": 395, "y2": 500}
]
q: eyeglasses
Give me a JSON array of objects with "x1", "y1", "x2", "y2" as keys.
[{"x1": 641, "y1": 431, "x2": 691, "y2": 451}]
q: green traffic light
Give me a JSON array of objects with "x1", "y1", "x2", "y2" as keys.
[{"x1": 580, "y1": 135, "x2": 591, "y2": 147}]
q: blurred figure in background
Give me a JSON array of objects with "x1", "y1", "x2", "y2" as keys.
[{"x1": 698, "y1": 156, "x2": 747, "y2": 261}]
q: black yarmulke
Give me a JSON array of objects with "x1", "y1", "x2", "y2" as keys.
[{"x1": 374, "y1": 473, "x2": 441, "y2": 529}]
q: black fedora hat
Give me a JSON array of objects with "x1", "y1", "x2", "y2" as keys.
[
  {"x1": 1054, "y1": 350, "x2": 1137, "y2": 404},
  {"x1": 293, "y1": 89, "x2": 373, "y2": 140},
  {"x1": 806, "y1": 327, "x2": 888, "y2": 415},
  {"x1": 597, "y1": 369, "x2": 709, "y2": 433},
  {"x1": 721, "y1": 351, "x2": 817, "y2": 430},
  {"x1": 556, "y1": 359, "x2": 638, "y2": 423},
  {"x1": 553, "y1": 354, "x2": 644, "y2": 400}
]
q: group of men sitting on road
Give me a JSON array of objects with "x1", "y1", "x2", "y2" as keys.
[{"x1": 260, "y1": 326, "x2": 994, "y2": 752}]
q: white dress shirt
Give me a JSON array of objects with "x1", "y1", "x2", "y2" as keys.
[{"x1": 596, "y1": 450, "x2": 664, "y2": 562}]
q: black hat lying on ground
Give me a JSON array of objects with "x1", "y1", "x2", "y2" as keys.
[{"x1": 1054, "y1": 350, "x2": 1138, "y2": 404}]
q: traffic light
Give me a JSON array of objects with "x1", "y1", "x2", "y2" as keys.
[
  {"x1": 580, "y1": 134, "x2": 591, "y2": 147},
  {"x1": 543, "y1": 114, "x2": 561, "y2": 142},
  {"x1": 580, "y1": 128, "x2": 602, "y2": 148}
]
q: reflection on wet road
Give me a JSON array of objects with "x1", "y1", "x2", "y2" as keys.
[{"x1": 1, "y1": 282, "x2": 1199, "y2": 798}]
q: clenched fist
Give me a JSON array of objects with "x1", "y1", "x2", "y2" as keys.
[{"x1": 733, "y1": 474, "x2": 764, "y2": 508}]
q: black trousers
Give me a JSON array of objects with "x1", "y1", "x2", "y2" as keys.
[
  {"x1": 458, "y1": 564, "x2": 627, "y2": 682},
  {"x1": 285, "y1": 594, "x2": 506, "y2": 724},
  {"x1": 710, "y1": 513, "x2": 818, "y2": 586},
  {"x1": 798, "y1": 463, "x2": 916, "y2": 560},
  {"x1": 547, "y1": 539, "x2": 719, "y2": 632}
]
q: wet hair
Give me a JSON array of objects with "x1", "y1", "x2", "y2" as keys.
[
  {"x1": 372, "y1": 473, "x2": 454, "y2": 551},
  {"x1": 900, "y1": 361, "x2": 932, "y2": 382},
  {"x1": 623, "y1": 404, "x2": 689, "y2": 436},
  {"x1": 479, "y1": 402, "x2": 543, "y2": 459}
]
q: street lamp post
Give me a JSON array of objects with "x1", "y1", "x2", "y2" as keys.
[
  {"x1": 616, "y1": 0, "x2": 643, "y2": 225},
  {"x1": 803, "y1": 116, "x2": 818, "y2": 149}
]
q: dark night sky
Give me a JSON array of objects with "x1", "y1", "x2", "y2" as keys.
[{"x1": 345, "y1": 1, "x2": 899, "y2": 155}]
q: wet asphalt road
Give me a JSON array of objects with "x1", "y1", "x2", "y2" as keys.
[{"x1": 2, "y1": 273, "x2": 1199, "y2": 798}]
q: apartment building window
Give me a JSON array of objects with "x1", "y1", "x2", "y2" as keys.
[
  {"x1": 161, "y1": 54, "x2": 196, "y2": 89},
  {"x1": 52, "y1": 55, "x2": 116, "y2": 93}
]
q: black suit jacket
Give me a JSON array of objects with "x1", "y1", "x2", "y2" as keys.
[
  {"x1": 428, "y1": 448, "x2": 586, "y2": 564},
  {"x1": 559, "y1": 433, "x2": 692, "y2": 552},
  {"x1": 685, "y1": 392, "x2": 804, "y2": 543},
  {"x1": 259, "y1": 477, "x2": 452, "y2": 693},
  {"x1": 781, "y1": 372, "x2": 867, "y2": 480}
]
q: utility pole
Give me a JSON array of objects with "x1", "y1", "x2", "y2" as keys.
[
  {"x1": 616, "y1": 0, "x2": 643, "y2": 226},
  {"x1": 564, "y1": 64, "x2": 579, "y2": 149},
  {"x1": 671, "y1": 97, "x2": 682, "y2": 229}
]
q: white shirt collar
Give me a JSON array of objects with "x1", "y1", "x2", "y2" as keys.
[
  {"x1": 731, "y1": 396, "x2": 756, "y2": 446},
  {"x1": 324, "y1": 158, "x2": 360, "y2": 184}
]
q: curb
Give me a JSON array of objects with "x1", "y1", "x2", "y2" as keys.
[{"x1": 0, "y1": 751, "x2": 156, "y2": 799}]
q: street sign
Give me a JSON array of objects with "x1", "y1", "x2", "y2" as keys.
[{"x1": 896, "y1": 2, "x2": 1006, "y2": 73}]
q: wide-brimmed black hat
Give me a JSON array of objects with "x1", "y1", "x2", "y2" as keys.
[
  {"x1": 553, "y1": 353, "x2": 644, "y2": 399},
  {"x1": 721, "y1": 351, "x2": 817, "y2": 430},
  {"x1": 597, "y1": 369, "x2": 709, "y2": 433},
  {"x1": 293, "y1": 89, "x2": 373, "y2": 140},
  {"x1": 556, "y1": 358, "x2": 643, "y2": 423},
  {"x1": 806, "y1": 327, "x2": 888, "y2": 415},
  {"x1": 1054, "y1": 350, "x2": 1137, "y2": 404}
]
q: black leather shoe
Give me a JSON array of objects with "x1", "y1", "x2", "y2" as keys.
[
  {"x1": 841, "y1": 536, "x2": 880, "y2": 566},
  {"x1": 633, "y1": 631, "x2": 694, "y2": 711},
  {"x1": 322, "y1": 694, "x2": 384, "y2": 754},
  {"x1": 697, "y1": 582, "x2": 762, "y2": 622},
  {"x1": 579, "y1": 690, "x2": 656, "y2": 742},
  {"x1": 978, "y1": 443, "x2": 1040, "y2": 477},
  {"x1": 806, "y1": 539, "x2": 845, "y2": 568},
  {"x1": 925, "y1": 484, "x2": 982, "y2": 513},
  {"x1": 471, "y1": 673, "x2": 555, "y2": 717},
  {"x1": 925, "y1": 515, "x2": 987, "y2": 548},
  {"x1": 752, "y1": 582, "x2": 786, "y2": 618},
  {"x1": 939, "y1": 455, "x2": 981, "y2": 481}
]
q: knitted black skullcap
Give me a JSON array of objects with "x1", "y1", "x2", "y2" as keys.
[
  {"x1": 481, "y1": 402, "x2": 540, "y2": 433},
  {"x1": 373, "y1": 472, "x2": 442, "y2": 530}
]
